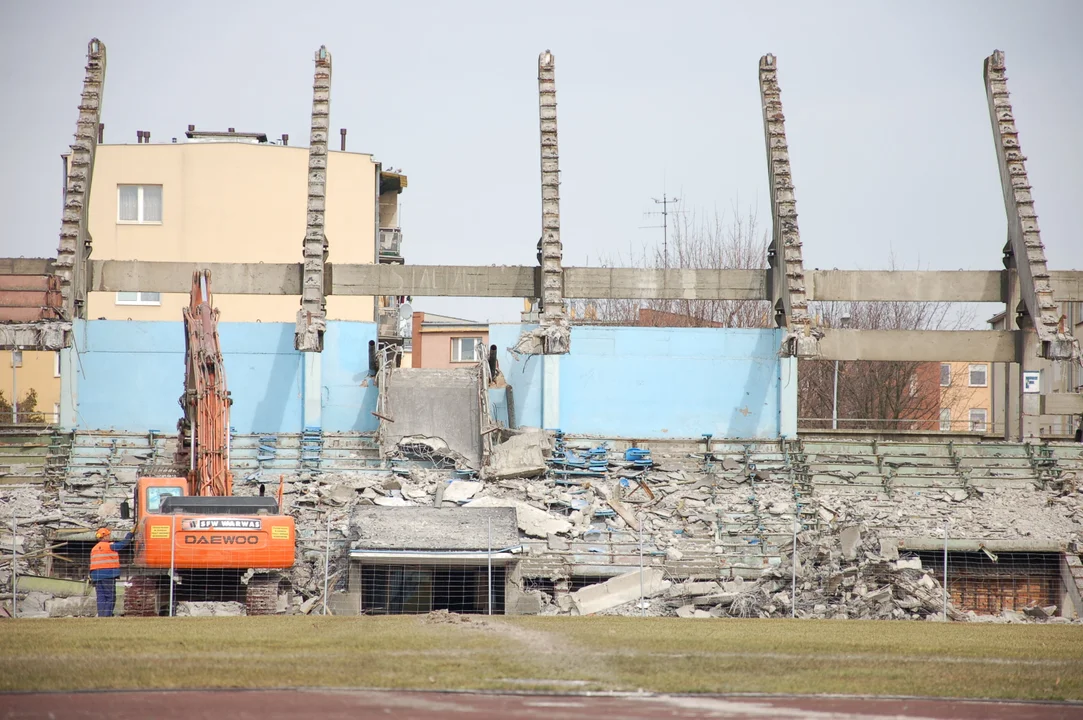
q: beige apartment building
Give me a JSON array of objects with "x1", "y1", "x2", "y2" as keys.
[
  {"x1": 1, "y1": 349, "x2": 62, "y2": 424},
  {"x1": 83, "y1": 129, "x2": 406, "y2": 327},
  {"x1": 938, "y1": 361, "x2": 992, "y2": 434}
]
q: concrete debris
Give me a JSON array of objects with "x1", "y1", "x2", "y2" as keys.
[
  {"x1": 569, "y1": 568, "x2": 670, "y2": 615},
  {"x1": 481, "y1": 430, "x2": 548, "y2": 481},
  {"x1": 441, "y1": 481, "x2": 482, "y2": 504},
  {"x1": 46, "y1": 595, "x2": 96, "y2": 618},
  {"x1": 174, "y1": 601, "x2": 246, "y2": 617},
  {"x1": 465, "y1": 496, "x2": 572, "y2": 538},
  {"x1": 3, "y1": 433, "x2": 1083, "y2": 623}
]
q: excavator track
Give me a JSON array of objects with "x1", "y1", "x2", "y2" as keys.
[
  {"x1": 123, "y1": 575, "x2": 162, "y2": 617},
  {"x1": 245, "y1": 575, "x2": 281, "y2": 616}
]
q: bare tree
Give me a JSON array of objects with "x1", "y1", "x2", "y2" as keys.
[
  {"x1": 572, "y1": 206, "x2": 771, "y2": 328},
  {"x1": 800, "y1": 257, "x2": 978, "y2": 431}
]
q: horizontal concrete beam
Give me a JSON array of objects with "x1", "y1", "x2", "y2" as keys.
[
  {"x1": 0, "y1": 258, "x2": 55, "y2": 276},
  {"x1": 331, "y1": 264, "x2": 537, "y2": 298},
  {"x1": 0, "y1": 322, "x2": 70, "y2": 351},
  {"x1": 808, "y1": 271, "x2": 1002, "y2": 302},
  {"x1": 1040, "y1": 394, "x2": 1083, "y2": 415},
  {"x1": 89, "y1": 260, "x2": 302, "y2": 295},
  {"x1": 564, "y1": 268, "x2": 767, "y2": 300},
  {"x1": 79, "y1": 260, "x2": 1083, "y2": 303},
  {"x1": 816, "y1": 329, "x2": 1016, "y2": 362},
  {"x1": 895, "y1": 537, "x2": 1066, "y2": 553},
  {"x1": 1051, "y1": 272, "x2": 1083, "y2": 302}
]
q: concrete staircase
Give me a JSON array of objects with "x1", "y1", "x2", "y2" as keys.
[{"x1": 0, "y1": 428, "x2": 71, "y2": 484}]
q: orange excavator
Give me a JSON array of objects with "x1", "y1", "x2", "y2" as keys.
[{"x1": 123, "y1": 271, "x2": 295, "y2": 615}]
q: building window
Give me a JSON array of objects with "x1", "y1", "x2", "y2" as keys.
[
  {"x1": 54, "y1": 351, "x2": 61, "y2": 378},
  {"x1": 117, "y1": 184, "x2": 163, "y2": 223},
  {"x1": 968, "y1": 364, "x2": 988, "y2": 387},
  {"x1": 969, "y1": 409, "x2": 987, "y2": 433},
  {"x1": 939, "y1": 409, "x2": 951, "y2": 432},
  {"x1": 451, "y1": 337, "x2": 481, "y2": 363},
  {"x1": 52, "y1": 403, "x2": 60, "y2": 424},
  {"x1": 940, "y1": 363, "x2": 951, "y2": 387},
  {"x1": 9, "y1": 350, "x2": 22, "y2": 368},
  {"x1": 115, "y1": 291, "x2": 161, "y2": 306}
]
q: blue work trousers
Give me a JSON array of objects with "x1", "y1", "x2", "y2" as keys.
[{"x1": 95, "y1": 578, "x2": 116, "y2": 617}]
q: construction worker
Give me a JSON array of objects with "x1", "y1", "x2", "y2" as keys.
[{"x1": 90, "y1": 527, "x2": 133, "y2": 617}]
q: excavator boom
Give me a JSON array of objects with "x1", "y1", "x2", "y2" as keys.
[{"x1": 177, "y1": 270, "x2": 233, "y2": 497}]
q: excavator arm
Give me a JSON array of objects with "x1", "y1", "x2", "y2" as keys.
[{"x1": 175, "y1": 270, "x2": 233, "y2": 497}]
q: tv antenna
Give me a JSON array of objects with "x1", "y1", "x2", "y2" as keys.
[{"x1": 640, "y1": 193, "x2": 684, "y2": 268}]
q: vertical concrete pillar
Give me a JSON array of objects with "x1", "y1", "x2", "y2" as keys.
[
  {"x1": 1017, "y1": 318, "x2": 1041, "y2": 441},
  {"x1": 541, "y1": 354, "x2": 560, "y2": 430},
  {"x1": 55, "y1": 39, "x2": 106, "y2": 323},
  {"x1": 779, "y1": 355, "x2": 798, "y2": 438},
  {"x1": 303, "y1": 351, "x2": 322, "y2": 430}
]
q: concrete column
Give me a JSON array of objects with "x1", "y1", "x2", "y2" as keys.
[
  {"x1": 1017, "y1": 318, "x2": 1041, "y2": 441},
  {"x1": 541, "y1": 354, "x2": 560, "y2": 430},
  {"x1": 303, "y1": 351, "x2": 322, "y2": 430},
  {"x1": 779, "y1": 356, "x2": 798, "y2": 438},
  {"x1": 58, "y1": 321, "x2": 83, "y2": 431}
]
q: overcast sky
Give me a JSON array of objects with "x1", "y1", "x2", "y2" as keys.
[{"x1": 1, "y1": 0, "x2": 1080, "y2": 322}]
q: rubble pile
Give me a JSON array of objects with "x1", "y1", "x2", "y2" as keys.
[{"x1": 1, "y1": 429, "x2": 1081, "y2": 621}]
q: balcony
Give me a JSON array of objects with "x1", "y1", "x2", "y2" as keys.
[
  {"x1": 379, "y1": 228, "x2": 403, "y2": 264},
  {"x1": 377, "y1": 306, "x2": 404, "y2": 341}
]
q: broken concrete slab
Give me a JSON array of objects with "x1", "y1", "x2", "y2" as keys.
[
  {"x1": 465, "y1": 496, "x2": 571, "y2": 538},
  {"x1": 569, "y1": 568, "x2": 670, "y2": 616},
  {"x1": 840, "y1": 526, "x2": 861, "y2": 560},
  {"x1": 46, "y1": 595, "x2": 95, "y2": 617},
  {"x1": 482, "y1": 430, "x2": 548, "y2": 481},
  {"x1": 667, "y1": 581, "x2": 721, "y2": 598},
  {"x1": 676, "y1": 604, "x2": 696, "y2": 618},
  {"x1": 442, "y1": 481, "x2": 482, "y2": 504},
  {"x1": 352, "y1": 506, "x2": 519, "y2": 551},
  {"x1": 174, "y1": 601, "x2": 246, "y2": 617}
]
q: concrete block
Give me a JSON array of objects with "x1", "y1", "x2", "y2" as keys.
[
  {"x1": 878, "y1": 538, "x2": 900, "y2": 560},
  {"x1": 442, "y1": 481, "x2": 482, "y2": 503},
  {"x1": 482, "y1": 431, "x2": 548, "y2": 481},
  {"x1": 667, "y1": 581, "x2": 720, "y2": 598},
  {"x1": 569, "y1": 568, "x2": 670, "y2": 615},
  {"x1": 46, "y1": 595, "x2": 95, "y2": 617},
  {"x1": 840, "y1": 526, "x2": 861, "y2": 560},
  {"x1": 466, "y1": 496, "x2": 572, "y2": 538},
  {"x1": 675, "y1": 604, "x2": 696, "y2": 618},
  {"x1": 896, "y1": 557, "x2": 922, "y2": 570}
]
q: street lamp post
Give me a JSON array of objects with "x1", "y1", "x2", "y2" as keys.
[{"x1": 832, "y1": 315, "x2": 851, "y2": 430}]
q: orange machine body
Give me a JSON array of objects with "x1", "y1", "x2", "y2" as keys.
[{"x1": 132, "y1": 477, "x2": 295, "y2": 570}]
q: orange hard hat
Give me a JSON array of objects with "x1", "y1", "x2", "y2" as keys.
[{"x1": 96, "y1": 528, "x2": 111, "y2": 539}]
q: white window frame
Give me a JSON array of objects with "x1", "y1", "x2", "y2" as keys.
[
  {"x1": 939, "y1": 408, "x2": 951, "y2": 432},
  {"x1": 450, "y1": 337, "x2": 482, "y2": 363},
  {"x1": 115, "y1": 291, "x2": 162, "y2": 306},
  {"x1": 968, "y1": 363, "x2": 988, "y2": 387},
  {"x1": 969, "y1": 408, "x2": 987, "y2": 433},
  {"x1": 117, "y1": 184, "x2": 163, "y2": 224},
  {"x1": 54, "y1": 351, "x2": 61, "y2": 378},
  {"x1": 940, "y1": 363, "x2": 951, "y2": 387},
  {"x1": 10, "y1": 350, "x2": 22, "y2": 368},
  {"x1": 52, "y1": 403, "x2": 60, "y2": 425}
]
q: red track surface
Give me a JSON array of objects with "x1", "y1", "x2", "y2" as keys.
[{"x1": 2, "y1": 690, "x2": 1082, "y2": 719}]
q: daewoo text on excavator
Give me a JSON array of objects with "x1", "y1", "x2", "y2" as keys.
[{"x1": 122, "y1": 271, "x2": 295, "y2": 615}]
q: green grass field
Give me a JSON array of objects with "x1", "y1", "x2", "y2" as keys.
[{"x1": 2, "y1": 615, "x2": 1082, "y2": 700}]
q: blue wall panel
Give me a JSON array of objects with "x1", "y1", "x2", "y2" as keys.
[
  {"x1": 489, "y1": 323, "x2": 784, "y2": 439},
  {"x1": 489, "y1": 324, "x2": 543, "y2": 429},
  {"x1": 77, "y1": 320, "x2": 377, "y2": 434},
  {"x1": 321, "y1": 322, "x2": 379, "y2": 432}
]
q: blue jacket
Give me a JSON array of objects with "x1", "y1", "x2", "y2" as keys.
[{"x1": 89, "y1": 533, "x2": 133, "y2": 581}]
